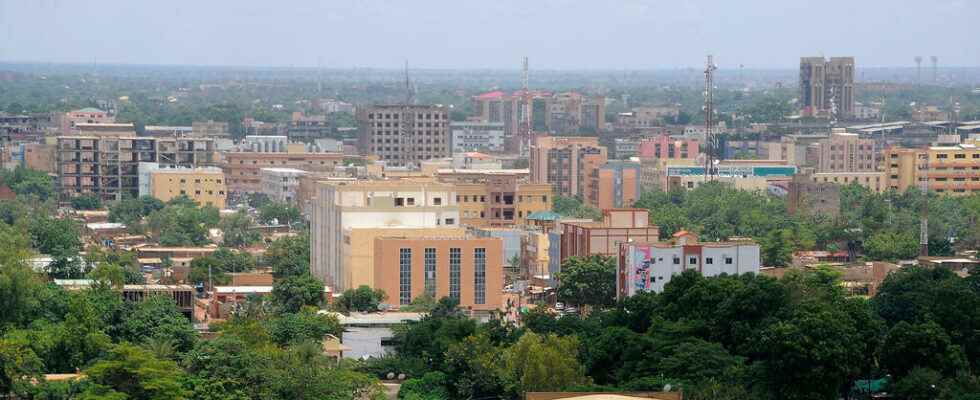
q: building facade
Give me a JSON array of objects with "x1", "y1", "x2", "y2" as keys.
[
  {"x1": 344, "y1": 227, "x2": 466, "y2": 291},
  {"x1": 310, "y1": 180, "x2": 460, "y2": 289},
  {"x1": 884, "y1": 142, "x2": 980, "y2": 195},
  {"x1": 260, "y1": 168, "x2": 309, "y2": 204},
  {"x1": 191, "y1": 120, "x2": 230, "y2": 138},
  {"x1": 221, "y1": 152, "x2": 348, "y2": 193},
  {"x1": 559, "y1": 209, "x2": 660, "y2": 262},
  {"x1": 149, "y1": 167, "x2": 227, "y2": 208},
  {"x1": 816, "y1": 130, "x2": 877, "y2": 172},
  {"x1": 453, "y1": 173, "x2": 552, "y2": 227},
  {"x1": 357, "y1": 105, "x2": 451, "y2": 166},
  {"x1": 589, "y1": 160, "x2": 641, "y2": 210},
  {"x1": 800, "y1": 57, "x2": 855, "y2": 119},
  {"x1": 617, "y1": 236, "x2": 760, "y2": 297},
  {"x1": 530, "y1": 136, "x2": 607, "y2": 198},
  {"x1": 61, "y1": 108, "x2": 114, "y2": 135},
  {"x1": 56, "y1": 136, "x2": 215, "y2": 202},
  {"x1": 373, "y1": 236, "x2": 503, "y2": 311},
  {"x1": 450, "y1": 121, "x2": 505, "y2": 152}
]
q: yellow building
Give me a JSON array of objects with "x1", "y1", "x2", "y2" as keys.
[
  {"x1": 454, "y1": 177, "x2": 552, "y2": 227},
  {"x1": 342, "y1": 226, "x2": 466, "y2": 290},
  {"x1": 810, "y1": 171, "x2": 886, "y2": 192},
  {"x1": 150, "y1": 168, "x2": 227, "y2": 208},
  {"x1": 884, "y1": 142, "x2": 980, "y2": 195}
]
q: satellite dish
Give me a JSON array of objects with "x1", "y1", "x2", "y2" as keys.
[{"x1": 663, "y1": 384, "x2": 672, "y2": 392}]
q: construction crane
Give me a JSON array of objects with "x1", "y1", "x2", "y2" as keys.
[{"x1": 703, "y1": 55, "x2": 717, "y2": 182}]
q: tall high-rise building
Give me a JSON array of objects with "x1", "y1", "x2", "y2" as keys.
[
  {"x1": 357, "y1": 105, "x2": 451, "y2": 166},
  {"x1": 816, "y1": 129, "x2": 877, "y2": 172},
  {"x1": 800, "y1": 57, "x2": 855, "y2": 119},
  {"x1": 530, "y1": 136, "x2": 608, "y2": 198}
]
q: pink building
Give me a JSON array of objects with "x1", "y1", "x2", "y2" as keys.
[
  {"x1": 61, "y1": 108, "x2": 114, "y2": 134},
  {"x1": 637, "y1": 135, "x2": 700, "y2": 161}
]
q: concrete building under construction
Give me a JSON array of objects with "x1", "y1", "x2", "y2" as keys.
[{"x1": 56, "y1": 136, "x2": 215, "y2": 202}]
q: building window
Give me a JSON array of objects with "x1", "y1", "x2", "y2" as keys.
[
  {"x1": 689, "y1": 256, "x2": 697, "y2": 264},
  {"x1": 725, "y1": 257, "x2": 733, "y2": 264},
  {"x1": 705, "y1": 257, "x2": 713, "y2": 264},
  {"x1": 445, "y1": 218, "x2": 455, "y2": 225},
  {"x1": 672, "y1": 257, "x2": 680, "y2": 264},
  {"x1": 399, "y1": 248, "x2": 412, "y2": 305},
  {"x1": 474, "y1": 248, "x2": 486, "y2": 305},
  {"x1": 395, "y1": 197, "x2": 405, "y2": 206},
  {"x1": 424, "y1": 248, "x2": 436, "y2": 298},
  {"x1": 407, "y1": 197, "x2": 416, "y2": 206},
  {"x1": 433, "y1": 197, "x2": 442, "y2": 205},
  {"x1": 449, "y1": 248, "x2": 461, "y2": 300}
]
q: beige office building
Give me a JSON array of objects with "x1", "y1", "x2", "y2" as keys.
[
  {"x1": 816, "y1": 129, "x2": 877, "y2": 172},
  {"x1": 357, "y1": 105, "x2": 451, "y2": 166},
  {"x1": 149, "y1": 167, "x2": 226, "y2": 208}
]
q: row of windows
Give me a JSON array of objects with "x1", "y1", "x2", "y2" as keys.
[
  {"x1": 175, "y1": 189, "x2": 225, "y2": 196},
  {"x1": 368, "y1": 113, "x2": 445, "y2": 120},
  {"x1": 171, "y1": 178, "x2": 222, "y2": 184},
  {"x1": 371, "y1": 139, "x2": 445, "y2": 144},
  {"x1": 372, "y1": 122, "x2": 446, "y2": 128},
  {"x1": 455, "y1": 195, "x2": 548, "y2": 203},
  {"x1": 237, "y1": 159, "x2": 339, "y2": 165},
  {"x1": 399, "y1": 247, "x2": 482, "y2": 305},
  {"x1": 657, "y1": 255, "x2": 735, "y2": 265}
]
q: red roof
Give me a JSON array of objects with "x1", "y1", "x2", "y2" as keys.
[
  {"x1": 672, "y1": 230, "x2": 692, "y2": 238},
  {"x1": 475, "y1": 91, "x2": 505, "y2": 100}
]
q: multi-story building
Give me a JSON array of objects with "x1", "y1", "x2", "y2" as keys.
[
  {"x1": 638, "y1": 135, "x2": 699, "y2": 161},
  {"x1": 149, "y1": 167, "x2": 227, "y2": 208},
  {"x1": 373, "y1": 235, "x2": 503, "y2": 311},
  {"x1": 450, "y1": 121, "x2": 505, "y2": 152},
  {"x1": 809, "y1": 171, "x2": 886, "y2": 192},
  {"x1": 260, "y1": 167, "x2": 308, "y2": 204},
  {"x1": 1, "y1": 112, "x2": 51, "y2": 141},
  {"x1": 344, "y1": 226, "x2": 466, "y2": 292},
  {"x1": 314, "y1": 98, "x2": 355, "y2": 114},
  {"x1": 241, "y1": 136, "x2": 289, "y2": 153},
  {"x1": 614, "y1": 106, "x2": 679, "y2": 130},
  {"x1": 357, "y1": 105, "x2": 451, "y2": 166},
  {"x1": 75, "y1": 123, "x2": 136, "y2": 137},
  {"x1": 617, "y1": 233, "x2": 760, "y2": 297},
  {"x1": 288, "y1": 112, "x2": 333, "y2": 141},
  {"x1": 883, "y1": 142, "x2": 980, "y2": 195},
  {"x1": 530, "y1": 136, "x2": 607, "y2": 198},
  {"x1": 191, "y1": 120, "x2": 231, "y2": 138},
  {"x1": 20, "y1": 142, "x2": 57, "y2": 173},
  {"x1": 221, "y1": 152, "x2": 348, "y2": 193},
  {"x1": 589, "y1": 160, "x2": 641, "y2": 210},
  {"x1": 242, "y1": 118, "x2": 286, "y2": 136},
  {"x1": 660, "y1": 161, "x2": 798, "y2": 192},
  {"x1": 56, "y1": 136, "x2": 215, "y2": 202},
  {"x1": 310, "y1": 180, "x2": 460, "y2": 289},
  {"x1": 144, "y1": 126, "x2": 193, "y2": 137},
  {"x1": 451, "y1": 172, "x2": 552, "y2": 227},
  {"x1": 816, "y1": 129, "x2": 877, "y2": 172},
  {"x1": 60, "y1": 108, "x2": 114, "y2": 135},
  {"x1": 559, "y1": 209, "x2": 659, "y2": 263},
  {"x1": 800, "y1": 57, "x2": 855, "y2": 119}
]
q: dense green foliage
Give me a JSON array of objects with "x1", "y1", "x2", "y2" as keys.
[
  {"x1": 369, "y1": 265, "x2": 979, "y2": 400},
  {"x1": 265, "y1": 233, "x2": 311, "y2": 278},
  {"x1": 333, "y1": 285, "x2": 389, "y2": 313},
  {"x1": 219, "y1": 210, "x2": 262, "y2": 248},
  {"x1": 552, "y1": 195, "x2": 603, "y2": 221}
]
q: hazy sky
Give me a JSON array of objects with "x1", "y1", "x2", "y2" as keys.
[{"x1": 1, "y1": 0, "x2": 976, "y2": 69}]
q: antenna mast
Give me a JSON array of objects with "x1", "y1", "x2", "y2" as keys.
[
  {"x1": 521, "y1": 56, "x2": 531, "y2": 155},
  {"x1": 703, "y1": 55, "x2": 717, "y2": 182},
  {"x1": 404, "y1": 60, "x2": 414, "y2": 105}
]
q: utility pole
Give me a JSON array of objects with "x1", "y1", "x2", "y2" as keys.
[
  {"x1": 703, "y1": 55, "x2": 717, "y2": 182},
  {"x1": 930, "y1": 56, "x2": 938, "y2": 83}
]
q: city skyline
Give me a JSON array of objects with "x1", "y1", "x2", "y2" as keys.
[{"x1": 1, "y1": 0, "x2": 978, "y2": 69}]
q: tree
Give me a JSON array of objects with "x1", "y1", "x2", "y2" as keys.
[
  {"x1": 444, "y1": 333, "x2": 507, "y2": 399},
  {"x1": 145, "y1": 200, "x2": 219, "y2": 246},
  {"x1": 118, "y1": 295, "x2": 198, "y2": 352},
  {"x1": 890, "y1": 367, "x2": 943, "y2": 400},
  {"x1": 334, "y1": 285, "x2": 388, "y2": 313},
  {"x1": 220, "y1": 210, "x2": 261, "y2": 248},
  {"x1": 761, "y1": 228, "x2": 794, "y2": 267},
  {"x1": 267, "y1": 233, "x2": 310, "y2": 278},
  {"x1": 70, "y1": 194, "x2": 103, "y2": 210},
  {"x1": 398, "y1": 371, "x2": 451, "y2": 400},
  {"x1": 80, "y1": 343, "x2": 189, "y2": 400},
  {"x1": 108, "y1": 196, "x2": 164, "y2": 230},
  {"x1": 880, "y1": 321, "x2": 968, "y2": 378},
  {"x1": 2, "y1": 166, "x2": 54, "y2": 201},
  {"x1": 555, "y1": 255, "x2": 617, "y2": 308},
  {"x1": 266, "y1": 309, "x2": 342, "y2": 347},
  {"x1": 258, "y1": 201, "x2": 303, "y2": 227},
  {"x1": 0, "y1": 337, "x2": 42, "y2": 397},
  {"x1": 864, "y1": 230, "x2": 919, "y2": 261},
  {"x1": 28, "y1": 214, "x2": 82, "y2": 258},
  {"x1": 502, "y1": 332, "x2": 590, "y2": 395},
  {"x1": 272, "y1": 275, "x2": 325, "y2": 313}
]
